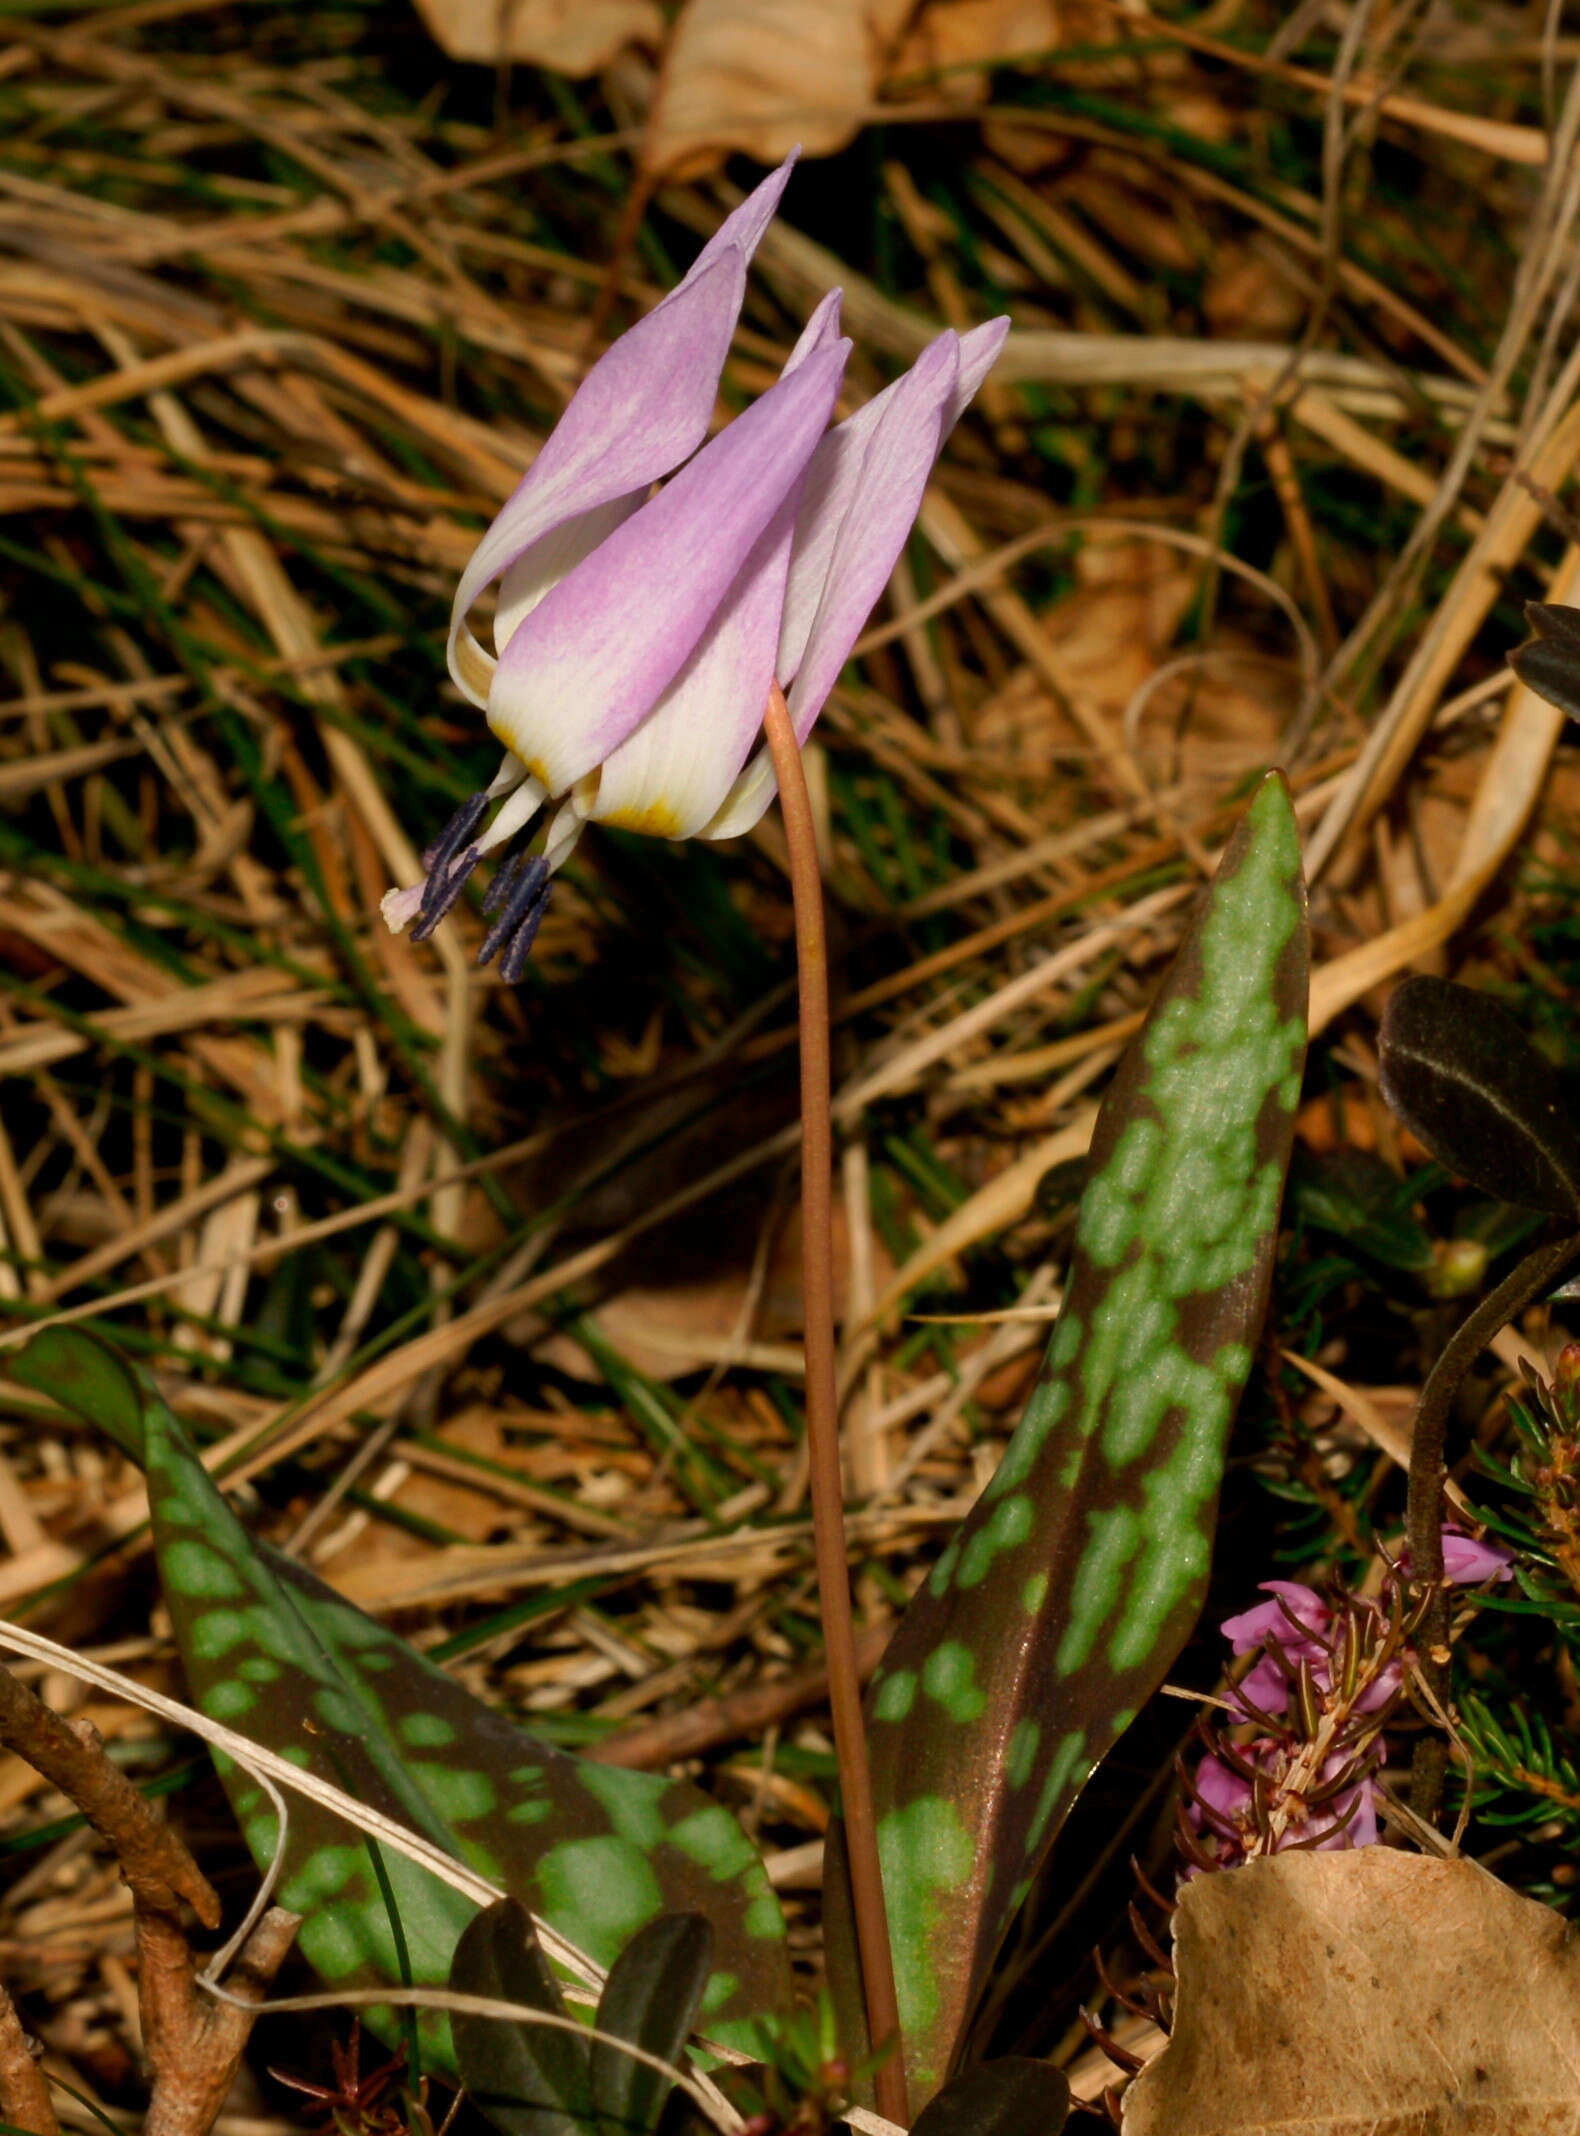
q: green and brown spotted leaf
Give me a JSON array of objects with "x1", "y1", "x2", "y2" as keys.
[
  {"x1": 13, "y1": 1331, "x2": 790, "y2": 2066},
  {"x1": 855, "y1": 773, "x2": 1308, "y2": 2102}
]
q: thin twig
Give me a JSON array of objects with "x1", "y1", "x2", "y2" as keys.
[
  {"x1": 0, "y1": 1980, "x2": 58, "y2": 2136},
  {"x1": 761, "y1": 683, "x2": 907, "y2": 2128},
  {"x1": 0, "y1": 1665, "x2": 218, "y2": 1927},
  {"x1": 1406, "y1": 1227, "x2": 1580, "y2": 1818}
]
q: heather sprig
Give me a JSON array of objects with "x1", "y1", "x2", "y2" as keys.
[{"x1": 1184, "y1": 1531, "x2": 1513, "y2": 1873}]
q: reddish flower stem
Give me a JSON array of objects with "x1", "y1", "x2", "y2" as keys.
[{"x1": 762, "y1": 684, "x2": 907, "y2": 2128}]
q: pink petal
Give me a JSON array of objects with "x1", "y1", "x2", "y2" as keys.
[
  {"x1": 1441, "y1": 1528, "x2": 1515, "y2": 1583},
  {"x1": 583, "y1": 481, "x2": 803, "y2": 840},
  {"x1": 698, "y1": 317, "x2": 1009, "y2": 844},
  {"x1": 1192, "y1": 1752, "x2": 1253, "y2": 1823},
  {"x1": 778, "y1": 318, "x2": 1009, "y2": 692},
  {"x1": 487, "y1": 340, "x2": 849, "y2": 795},
  {"x1": 446, "y1": 159, "x2": 801, "y2": 708},
  {"x1": 1230, "y1": 1655, "x2": 1293, "y2": 1719},
  {"x1": 448, "y1": 252, "x2": 746, "y2": 703},
  {"x1": 1220, "y1": 1582, "x2": 1331, "y2": 1655},
  {"x1": 583, "y1": 299, "x2": 840, "y2": 839},
  {"x1": 675, "y1": 152, "x2": 799, "y2": 294}
]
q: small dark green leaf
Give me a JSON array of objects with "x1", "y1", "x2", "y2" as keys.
[
  {"x1": 450, "y1": 1897, "x2": 591, "y2": 2136},
  {"x1": 590, "y1": 1913, "x2": 711, "y2": 2136},
  {"x1": 1510, "y1": 602, "x2": 1580, "y2": 722},
  {"x1": 1378, "y1": 976, "x2": 1580, "y2": 1216},
  {"x1": 13, "y1": 1327, "x2": 147, "y2": 1460},
  {"x1": 908, "y1": 2059, "x2": 1070, "y2": 2136},
  {"x1": 1288, "y1": 1148, "x2": 1435, "y2": 1272}
]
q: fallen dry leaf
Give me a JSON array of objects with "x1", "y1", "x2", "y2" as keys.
[
  {"x1": 410, "y1": 0, "x2": 661, "y2": 74},
  {"x1": 645, "y1": 0, "x2": 911, "y2": 176},
  {"x1": 888, "y1": 0, "x2": 1061, "y2": 104},
  {"x1": 969, "y1": 537, "x2": 1291, "y2": 795},
  {"x1": 1124, "y1": 1850, "x2": 1580, "y2": 2136},
  {"x1": 644, "y1": 0, "x2": 1112, "y2": 177}
]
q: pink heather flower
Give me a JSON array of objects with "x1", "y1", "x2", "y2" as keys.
[
  {"x1": 382, "y1": 151, "x2": 1009, "y2": 978},
  {"x1": 1221, "y1": 1582, "x2": 1336, "y2": 1719},
  {"x1": 1220, "y1": 1580, "x2": 1333, "y2": 1658},
  {"x1": 1190, "y1": 1747, "x2": 1381, "y2": 1868},
  {"x1": 1439, "y1": 1527, "x2": 1515, "y2": 1585}
]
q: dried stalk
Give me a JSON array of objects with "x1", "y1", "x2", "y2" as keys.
[{"x1": 761, "y1": 683, "x2": 906, "y2": 2127}]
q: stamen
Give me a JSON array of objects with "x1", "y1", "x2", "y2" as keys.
[
  {"x1": 473, "y1": 774, "x2": 546, "y2": 861},
  {"x1": 478, "y1": 854, "x2": 549, "y2": 970},
  {"x1": 499, "y1": 885, "x2": 550, "y2": 983},
  {"x1": 413, "y1": 844, "x2": 480, "y2": 937},
  {"x1": 420, "y1": 790, "x2": 489, "y2": 876},
  {"x1": 481, "y1": 852, "x2": 528, "y2": 917}
]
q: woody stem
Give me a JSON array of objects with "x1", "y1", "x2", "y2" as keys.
[{"x1": 762, "y1": 684, "x2": 907, "y2": 2127}]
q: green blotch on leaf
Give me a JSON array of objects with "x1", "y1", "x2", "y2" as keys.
[
  {"x1": 280, "y1": 1844, "x2": 362, "y2": 1911},
  {"x1": 927, "y1": 1539, "x2": 961, "y2": 1599},
  {"x1": 1026, "y1": 1730, "x2": 1089, "y2": 1857},
  {"x1": 506, "y1": 1797, "x2": 554, "y2": 1826},
  {"x1": 301, "y1": 1911, "x2": 366, "y2": 1982},
  {"x1": 1006, "y1": 1717, "x2": 1040, "y2": 1789},
  {"x1": 416, "y1": 1767, "x2": 497, "y2": 1823},
  {"x1": 669, "y1": 1804, "x2": 762, "y2": 1883},
  {"x1": 956, "y1": 1494, "x2": 1033, "y2": 1589},
  {"x1": 399, "y1": 1713, "x2": 457, "y2": 1748},
  {"x1": 163, "y1": 1540, "x2": 247, "y2": 1601},
  {"x1": 537, "y1": 1838, "x2": 664, "y2": 1959},
  {"x1": 203, "y1": 1680, "x2": 257, "y2": 1720},
  {"x1": 578, "y1": 1763, "x2": 668, "y2": 1849},
  {"x1": 1022, "y1": 1573, "x2": 1048, "y2": 1613},
  {"x1": 874, "y1": 1669, "x2": 917, "y2": 1723},
  {"x1": 1055, "y1": 1507, "x2": 1141, "y2": 1676},
  {"x1": 745, "y1": 1894, "x2": 787, "y2": 1941},
  {"x1": 922, "y1": 1642, "x2": 986, "y2": 1723},
  {"x1": 878, "y1": 1798, "x2": 975, "y2": 2084}
]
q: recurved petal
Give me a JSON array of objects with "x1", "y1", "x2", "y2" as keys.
[
  {"x1": 584, "y1": 483, "x2": 802, "y2": 840},
  {"x1": 777, "y1": 317, "x2": 1009, "y2": 687},
  {"x1": 700, "y1": 325, "x2": 1007, "y2": 845},
  {"x1": 782, "y1": 331, "x2": 962, "y2": 737},
  {"x1": 447, "y1": 248, "x2": 747, "y2": 700},
  {"x1": 487, "y1": 339, "x2": 849, "y2": 795},
  {"x1": 674, "y1": 151, "x2": 798, "y2": 296}
]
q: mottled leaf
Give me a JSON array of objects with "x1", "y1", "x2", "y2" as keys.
[
  {"x1": 1378, "y1": 976, "x2": 1580, "y2": 1216},
  {"x1": 857, "y1": 773, "x2": 1308, "y2": 2101},
  {"x1": 909, "y1": 2059, "x2": 1070, "y2": 2136},
  {"x1": 590, "y1": 1912, "x2": 711, "y2": 2136},
  {"x1": 14, "y1": 1331, "x2": 791, "y2": 2066},
  {"x1": 1510, "y1": 601, "x2": 1580, "y2": 722},
  {"x1": 451, "y1": 1897, "x2": 592, "y2": 2136}
]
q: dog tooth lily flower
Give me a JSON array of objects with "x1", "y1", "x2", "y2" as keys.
[{"x1": 382, "y1": 152, "x2": 1008, "y2": 978}]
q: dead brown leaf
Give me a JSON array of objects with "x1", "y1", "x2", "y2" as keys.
[
  {"x1": 645, "y1": 0, "x2": 912, "y2": 177},
  {"x1": 409, "y1": 0, "x2": 661, "y2": 74},
  {"x1": 1124, "y1": 1850, "x2": 1580, "y2": 2136},
  {"x1": 644, "y1": 0, "x2": 1109, "y2": 177},
  {"x1": 887, "y1": 0, "x2": 1061, "y2": 105}
]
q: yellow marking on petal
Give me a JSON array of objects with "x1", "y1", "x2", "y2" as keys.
[
  {"x1": 484, "y1": 713, "x2": 551, "y2": 789},
  {"x1": 600, "y1": 799, "x2": 682, "y2": 838}
]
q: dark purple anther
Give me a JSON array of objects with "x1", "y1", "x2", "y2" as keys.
[
  {"x1": 413, "y1": 843, "x2": 481, "y2": 938},
  {"x1": 478, "y1": 854, "x2": 549, "y2": 971},
  {"x1": 421, "y1": 790, "x2": 490, "y2": 879},
  {"x1": 499, "y1": 886, "x2": 550, "y2": 983}
]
